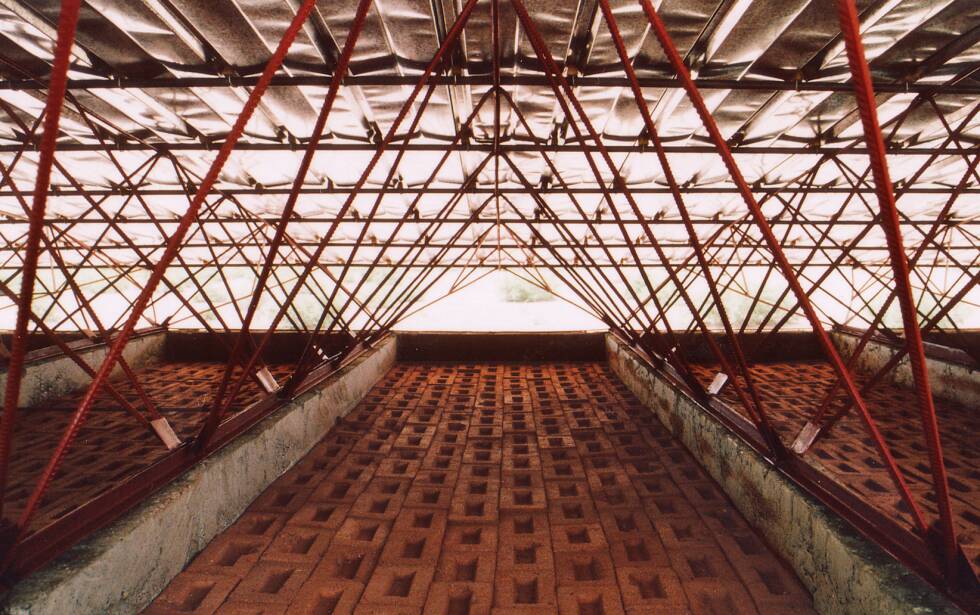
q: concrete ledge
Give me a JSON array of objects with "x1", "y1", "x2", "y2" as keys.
[
  {"x1": 605, "y1": 333, "x2": 959, "y2": 615},
  {"x1": 831, "y1": 328, "x2": 979, "y2": 408},
  {"x1": 0, "y1": 329, "x2": 165, "y2": 408},
  {"x1": 1, "y1": 336, "x2": 396, "y2": 615}
]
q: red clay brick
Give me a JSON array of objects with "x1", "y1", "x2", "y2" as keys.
[
  {"x1": 499, "y1": 512, "x2": 551, "y2": 544},
  {"x1": 682, "y1": 578, "x2": 760, "y2": 615},
  {"x1": 500, "y1": 486, "x2": 547, "y2": 512},
  {"x1": 414, "y1": 468, "x2": 458, "y2": 489},
  {"x1": 444, "y1": 522, "x2": 498, "y2": 553},
  {"x1": 449, "y1": 493, "x2": 499, "y2": 524},
  {"x1": 247, "y1": 486, "x2": 312, "y2": 515},
  {"x1": 493, "y1": 570, "x2": 557, "y2": 609},
  {"x1": 555, "y1": 551, "x2": 617, "y2": 587},
  {"x1": 556, "y1": 585, "x2": 627, "y2": 615},
  {"x1": 435, "y1": 550, "x2": 496, "y2": 584},
  {"x1": 332, "y1": 517, "x2": 391, "y2": 550},
  {"x1": 597, "y1": 510, "x2": 656, "y2": 545},
  {"x1": 607, "y1": 536, "x2": 670, "y2": 569},
  {"x1": 359, "y1": 565, "x2": 435, "y2": 608},
  {"x1": 392, "y1": 507, "x2": 448, "y2": 535},
  {"x1": 148, "y1": 363, "x2": 817, "y2": 615},
  {"x1": 550, "y1": 523, "x2": 609, "y2": 553},
  {"x1": 668, "y1": 547, "x2": 740, "y2": 583},
  {"x1": 189, "y1": 534, "x2": 268, "y2": 578},
  {"x1": 348, "y1": 479, "x2": 410, "y2": 520},
  {"x1": 544, "y1": 480, "x2": 590, "y2": 502},
  {"x1": 143, "y1": 572, "x2": 238, "y2": 615},
  {"x1": 286, "y1": 502, "x2": 350, "y2": 531},
  {"x1": 379, "y1": 528, "x2": 444, "y2": 567},
  {"x1": 497, "y1": 536, "x2": 555, "y2": 572},
  {"x1": 260, "y1": 526, "x2": 334, "y2": 565},
  {"x1": 548, "y1": 498, "x2": 600, "y2": 526},
  {"x1": 351, "y1": 602, "x2": 421, "y2": 615},
  {"x1": 289, "y1": 579, "x2": 363, "y2": 615},
  {"x1": 373, "y1": 457, "x2": 421, "y2": 479},
  {"x1": 226, "y1": 512, "x2": 286, "y2": 543},
  {"x1": 309, "y1": 543, "x2": 380, "y2": 585},
  {"x1": 615, "y1": 566, "x2": 689, "y2": 611},
  {"x1": 213, "y1": 602, "x2": 286, "y2": 615},
  {"x1": 403, "y1": 484, "x2": 453, "y2": 509},
  {"x1": 656, "y1": 516, "x2": 718, "y2": 550},
  {"x1": 459, "y1": 463, "x2": 501, "y2": 482},
  {"x1": 224, "y1": 561, "x2": 311, "y2": 606},
  {"x1": 423, "y1": 582, "x2": 493, "y2": 615}
]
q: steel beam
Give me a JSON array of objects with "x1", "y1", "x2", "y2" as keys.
[
  {"x1": 2, "y1": 73, "x2": 978, "y2": 95},
  {"x1": 0, "y1": 143, "x2": 970, "y2": 155}
]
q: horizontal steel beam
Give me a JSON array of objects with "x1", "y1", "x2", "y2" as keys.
[
  {"x1": 2, "y1": 186, "x2": 976, "y2": 197},
  {"x1": 0, "y1": 143, "x2": 972, "y2": 156},
  {"x1": 0, "y1": 261, "x2": 954, "y2": 270},
  {"x1": 2, "y1": 74, "x2": 979, "y2": 95},
  {"x1": 5, "y1": 242, "x2": 974, "y2": 252},
  {"x1": 0, "y1": 217, "x2": 971, "y2": 227}
]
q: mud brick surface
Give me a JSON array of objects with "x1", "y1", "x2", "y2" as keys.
[
  {"x1": 4, "y1": 361, "x2": 294, "y2": 536},
  {"x1": 690, "y1": 360, "x2": 980, "y2": 583},
  {"x1": 146, "y1": 363, "x2": 816, "y2": 614}
]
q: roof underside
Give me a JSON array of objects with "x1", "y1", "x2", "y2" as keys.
[{"x1": 0, "y1": 0, "x2": 978, "y2": 332}]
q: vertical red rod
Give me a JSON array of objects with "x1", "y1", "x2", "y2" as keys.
[
  {"x1": 835, "y1": 0, "x2": 957, "y2": 574},
  {"x1": 0, "y1": 0, "x2": 82, "y2": 520},
  {"x1": 6, "y1": 0, "x2": 320, "y2": 543},
  {"x1": 636, "y1": 0, "x2": 928, "y2": 535}
]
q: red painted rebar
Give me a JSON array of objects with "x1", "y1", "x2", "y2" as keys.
[
  {"x1": 635, "y1": 0, "x2": 929, "y2": 535},
  {"x1": 4, "y1": 0, "x2": 321, "y2": 547},
  {"x1": 835, "y1": 0, "x2": 957, "y2": 574},
  {"x1": 598, "y1": 0, "x2": 786, "y2": 455},
  {"x1": 198, "y1": 0, "x2": 482, "y2": 448},
  {"x1": 511, "y1": 0, "x2": 781, "y2": 451},
  {"x1": 285, "y1": 84, "x2": 442, "y2": 388},
  {"x1": 211, "y1": 0, "x2": 374, "y2": 415},
  {"x1": 0, "y1": 0, "x2": 82, "y2": 521}
]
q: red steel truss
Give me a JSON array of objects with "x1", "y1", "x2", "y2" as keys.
[{"x1": 0, "y1": 0, "x2": 976, "y2": 606}]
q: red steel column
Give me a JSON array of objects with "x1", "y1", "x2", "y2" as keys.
[
  {"x1": 207, "y1": 0, "x2": 373, "y2": 421},
  {"x1": 635, "y1": 0, "x2": 928, "y2": 535},
  {"x1": 0, "y1": 0, "x2": 82, "y2": 520},
  {"x1": 6, "y1": 0, "x2": 321, "y2": 543},
  {"x1": 197, "y1": 0, "x2": 483, "y2": 446},
  {"x1": 598, "y1": 0, "x2": 786, "y2": 456},
  {"x1": 835, "y1": 0, "x2": 957, "y2": 575}
]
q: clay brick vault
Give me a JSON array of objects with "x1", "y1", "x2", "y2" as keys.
[{"x1": 0, "y1": 0, "x2": 977, "y2": 612}]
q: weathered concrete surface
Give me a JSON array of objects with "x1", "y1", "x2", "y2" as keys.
[
  {"x1": 831, "y1": 329, "x2": 979, "y2": 409},
  {"x1": 606, "y1": 334, "x2": 960, "y2": 615},
  {"x1": 0, "y1": 336, "x2": 396, "y2": 615},
  {"x1": 0, "y1": 330, "x2": 165, "y2": 408}
]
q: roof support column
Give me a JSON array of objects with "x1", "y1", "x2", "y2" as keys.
[{"x1": 835, "y1": 0, "x2": 959, "y2": 578}]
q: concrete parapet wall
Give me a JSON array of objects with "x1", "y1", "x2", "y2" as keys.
[
  {"x1": 605, "y1": 333, "x2": 959, "y2": 615},
  {"x1": 0, "y1": 330, "x2": 165, "y2": 409},
  {"x1": 830, "y1": 329, "x2": 979, "y2": 409},
  {"x1": 0, "y1": 336, "x2": 396, "y2": 615}
]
